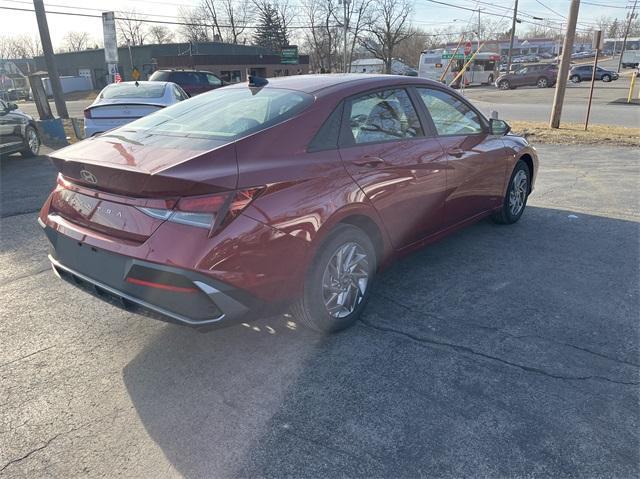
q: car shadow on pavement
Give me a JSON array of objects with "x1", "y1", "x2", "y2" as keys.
[{"x1": 122, "y1": 206, "x2": 639, "y2": 478}]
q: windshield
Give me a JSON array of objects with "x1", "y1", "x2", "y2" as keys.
[
  {"x1": 123, "y1": 87, "x2": 313, "y2": 139},
  {"x1": 101, "y1": 83, "x2": 166, "y2": 99}
]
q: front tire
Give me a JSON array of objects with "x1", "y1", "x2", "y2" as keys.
[
  {"x1": 570, "y1": 75, "x2": 581, "y2": 83},
  {"x1": 498, "y1": 79, "x2": 510, "y2": 90},
  {"x1": 20, "y1": 126, "x2": 40, "y2": 158},
  {"x1": 601, "y1": 74, "x2": 611, "y2": 82},
  {"x1": 492, "y1": 160, "x2": 531, "y2": 225},
  {"x1": 536, "y1": 76, "x2": 549, "y2": 88},
  {"x1": 291, "y1": 224, "x2": 376, "y2": 333}
]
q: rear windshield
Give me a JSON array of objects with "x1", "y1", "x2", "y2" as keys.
[
  {"x1": 101, "y1": 83, "x2": 166, "y2": 99},
  {"x1": 122, "y1": 87, "x2": 313, "y2": 139}
]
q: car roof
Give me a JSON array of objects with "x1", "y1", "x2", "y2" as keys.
[
  {"x1": 224, "y1": 73, "x2": 445, "y2": 96},
  {"x1": 105, "y1": 81, "x2": 171, "y2": 87}
]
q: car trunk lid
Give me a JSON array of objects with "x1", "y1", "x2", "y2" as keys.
[{"x1": 46, "y1": 129, "x2": 238, "y2": 241}]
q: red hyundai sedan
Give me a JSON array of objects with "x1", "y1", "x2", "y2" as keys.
[{"x1": 39, "y1": 74, "x2": 538, "y2": 333}]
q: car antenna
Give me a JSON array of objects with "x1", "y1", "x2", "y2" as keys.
[{"x1": 247, "y1": 71, "x2": 268, "y2": 94}]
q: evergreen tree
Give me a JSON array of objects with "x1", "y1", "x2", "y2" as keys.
[{"x1": 253, "y1": 3, "x2": 289, "y2": 52}]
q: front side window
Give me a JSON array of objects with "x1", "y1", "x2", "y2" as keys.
[
  {"x1": 348, "y1": 89, "x2": 423, "y2": 145},
  {"x1": 123, "y1": 87, "x2": 313, "y2": 139},
  {"x1": 417, "y1": 88, "x2": 484, "y2": 136}
]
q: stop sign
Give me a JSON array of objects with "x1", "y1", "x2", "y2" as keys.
[{"x1": 464, "y1": 41, "x2": 472, "y2": 56}]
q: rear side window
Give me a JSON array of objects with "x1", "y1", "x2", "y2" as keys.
[
  {"x1": 124, "y1": 87, "x2": 313, "y2": 139},
  {"x1": 149, "y1": 71, "x2": 170, "y2": 81},
  {"x1": 347, "y1": 89, "x2": 423, "y2": 145},
  {"x1": 101, "y1": 83, "x2": 166, "y2": 99},
  {"x1": 417, "y1": 88, "x2": 484, "y2": 136},
  {"x1": 170, "y1": 72, "x2": 202, "y2": 84},
  {"x1": 308, "y1": 103, "x2": 344, "y2": 152},
  {"x1": 204, "y1": 73, "x2": 222, "y2": 86}
]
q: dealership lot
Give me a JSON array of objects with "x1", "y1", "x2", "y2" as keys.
[{"x1": 1, "y1": 144, "x2": 639, "y2": 477}]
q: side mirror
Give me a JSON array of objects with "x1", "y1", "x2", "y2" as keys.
[
  {"x1": 7, "y1": 102, "x2": 18, "y2": 111},
  {"x1": 490, "y1": 118, "x2": 511, "y2": 135}
]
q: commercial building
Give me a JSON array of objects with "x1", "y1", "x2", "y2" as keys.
[{"x1": 35, "y1": 42, "x2": 309, "y2": 91}]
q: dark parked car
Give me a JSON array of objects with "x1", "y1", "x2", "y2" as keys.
[
  {"x1": 569, "y1": 65, "x2": 619, "y2": 83},
  {"x1": 495, "y1": 63, "x2": 558, "y2": 89},
  {"x1": 39, "y1": 74, "x2": 538, "y2": 333},
  {"x1": 148, "y1": 69, "x2": 226, "y2": 96},
  {"x1": 0, "y1": 99, "x2": 40, "y2": 157}
]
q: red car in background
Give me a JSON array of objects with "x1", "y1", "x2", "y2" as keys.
[
  {"x1": 148, "y1": 69, "x2": 226, "y2": 96},
  {"x1": 39, "y1": 74, "x2": 538, "y2": 333}
]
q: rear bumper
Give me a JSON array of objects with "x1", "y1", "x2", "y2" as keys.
[{"x1": 42, "y1": 221, "x2": 258, "y2": 328}]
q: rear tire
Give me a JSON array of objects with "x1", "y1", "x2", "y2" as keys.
[
  {"x1": 20, "y1": 126, "x2": 40, "y2": 158},
  {"x1": 487, "y1": 74, "x2": 494, "y2": 84},
  {"x1": 492, "y1": 160, "x2": 531, "y2": 225},
  {"x1": 291, "y1": 224, "x2": 376, "y2": 333}
]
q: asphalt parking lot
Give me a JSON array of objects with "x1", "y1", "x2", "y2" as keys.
[{"x1": 1, "y1": 144, "x2": 639, "y2": 477}]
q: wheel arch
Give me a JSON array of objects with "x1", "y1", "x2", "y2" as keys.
[
  {"x1": 518, "y1": 153, "x2": 535, "y2": 193},
  {"x1": 337, "y1": 214, "x2": 385, "y2": 266}
]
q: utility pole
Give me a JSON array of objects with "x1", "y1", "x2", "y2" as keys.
[
  {"x1": 550, "y1": 0, "x2": 580, "y2": 129},
  {"x1": 506, "y1": 0, "x2": 519, "y2": 73},
  {"x1": 341, "y1": 0, "x2": 350, "y2": 73},
  {"x1": 33, "y1": 0, "x2": 68, "y2": 119},
  {"x1": 617, "y1": 0, "x2": 638, "y2": 73}
]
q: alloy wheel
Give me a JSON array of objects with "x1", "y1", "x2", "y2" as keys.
[
  {"x1": 499, "y1": 80, "x2": 510, "y2": 90},
  {"x1": 537, "y1": 78, "x2": 548, "y2": 88},
  {"x1": 508, "y1": 170, "x2": 528, "y2": 217},
  {"x1": 27, "y1": 128, "x2": 39, "y2": 154},
  {"x1": 322, "y1": 242, "x2": 369, "y2": 319}
]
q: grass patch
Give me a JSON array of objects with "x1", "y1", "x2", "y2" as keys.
[{"x1": 509, "y1": 120, "x2": 640, "y2": 147}]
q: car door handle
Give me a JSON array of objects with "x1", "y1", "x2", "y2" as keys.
[
  {"x1": 447, "y1": 148, "x2": 465, "y2": 158},
  {"x1": 352, "y1": 156, "x2": 386, "y2": 167}
]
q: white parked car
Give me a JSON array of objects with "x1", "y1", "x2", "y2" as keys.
[{"x1": 83, "y1": 81, "x2": 189, "y2": 137}]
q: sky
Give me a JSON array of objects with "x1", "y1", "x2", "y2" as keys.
[{"x1": 0, "y1": 0, "x2": 635, "y2": 49}]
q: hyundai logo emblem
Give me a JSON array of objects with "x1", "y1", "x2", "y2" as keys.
[{"x1": 79, "y1": 169, "x2": 98, "y2": 184}]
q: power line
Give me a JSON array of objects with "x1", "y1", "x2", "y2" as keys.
[{"x1": 0, "y1": 4, "x2": 321, "y2": 29}]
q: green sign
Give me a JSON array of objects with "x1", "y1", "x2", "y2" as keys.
[
  {"x1": 442, "y1": 53, "x2": 472, "y2": 60},
  {"x1": 281, "y1": 46, "x2": 299, "y2": 65}
]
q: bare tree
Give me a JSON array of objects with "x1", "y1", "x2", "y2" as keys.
[
  {"x1": 178, "y1": 6, "x2": 210, "y2": 43},
  {"x1": 62, "y1": 31, "x2": 91, "y2": 52},
  {"x1": 0, "y1": 34, "x2": 42, "y2": 58},
  {"x1": 359, "y1": 0, "x2": 413, "y2": 74},
  {"x1": 301, "y1": 0, "x2": 340, "y2": 72},
  {"x1": 343, "y1": 0, "x2": 374, "y2": 69},
  {"x1": 221, "y1": 0, "x2": 252, "y2": 44},
  {"x1": 148, "y1": 25, "x2": 174, "y2": 44},
  {"x1": 117, "y1": 11, "x2": 148, "y2": 46},
  {"x1": 179, "y1": 0, "x2": 253, "y2": 44}
]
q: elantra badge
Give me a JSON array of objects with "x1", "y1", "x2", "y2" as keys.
[{"x1": 79, "y1": 169, "x2": 98, "y2": 184}]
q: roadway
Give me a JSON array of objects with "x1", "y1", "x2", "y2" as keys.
[{"x1": 1, "y1": 143, "x2": 638, "y2": 477}]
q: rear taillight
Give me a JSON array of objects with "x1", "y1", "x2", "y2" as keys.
[{"x1": 137, "y1": 188, "x2": 263, "y2": 232}]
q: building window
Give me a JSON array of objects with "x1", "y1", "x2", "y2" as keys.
[{"x1": 220, "y1": 70, "x2": 242, "y2": 83}]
